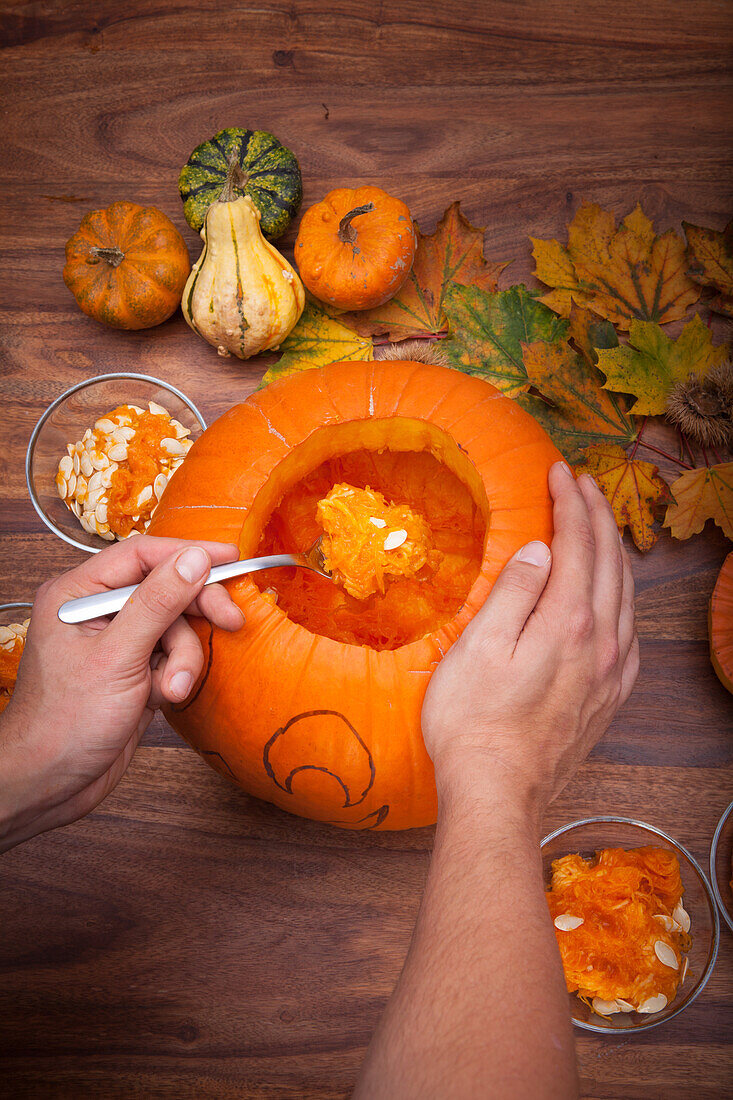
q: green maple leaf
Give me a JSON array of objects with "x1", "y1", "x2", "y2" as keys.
[
  {"x1": 517, "y1": 340, "x2": 637, "y2": 463},
  {"x1": 262, "y1": 300, "x2": 373, "y2": 386},
  {"x1": 596, "y1": 315, "x2": 730, "y2": 416},
  {"x1": 443, "y1": 283, "x2": 569, "y2": 396}
]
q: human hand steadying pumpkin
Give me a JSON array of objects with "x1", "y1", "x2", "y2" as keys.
[
  {"x1": 422, "y1": 459, "x2": 638, "y2": 819},
  {"x1": 0, "y1": 537, "x2": 243, "y2": 853}
]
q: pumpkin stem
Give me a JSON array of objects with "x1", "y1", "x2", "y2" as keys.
[
  {"x1": 338, "y1": 202, "x2": 375, "y2": 244},
  {"x1": 220, "y1": 155, "x2": 249, "y2": 203},
  {"x1": 89, "y1": 245, "x2": 125, "y2": 268}
]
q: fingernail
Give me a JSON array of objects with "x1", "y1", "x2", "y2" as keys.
[
  {"x1": 554, "y1": 460, "x2": 573, "y2": 478},
  {"x1": 516, "y1": 540, "x2": 551, "y2": 567},
  {"x1": 175, "y1": 547, "x2": 209, "y2": 584},
  {"x1": 582, "y1": 473, "x2": 598, "y2": 489},
  {"x1": 169, "y1": 670, "x2": 194, "y2": 700}
]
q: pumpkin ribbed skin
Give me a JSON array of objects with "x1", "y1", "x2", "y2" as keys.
[
  {"x1": 295, "y1": 186, "x2": 417, "y2": 310},
  {"x1": 63, "y1": 202, "x2": 190, "y2": 330},
  {"x1": 148, "y1": 360, "x2": 562, "y2": 829},
  {"x1": 710, "y1": 551, "x2": 733, "y2": 694},
  {"x1": 179, "y1": 128, "x2": 302, "y2": 239}
]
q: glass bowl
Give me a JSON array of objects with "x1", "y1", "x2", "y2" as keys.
[
  {"x1": 710, "y1": 801, "x2": 733, "y2": 935},
  {"x1": 26, "y1": 374, "x2": 206, "y2": 553},
  {"x1": 541, "y1": 817, "x2": 720, "y2": 1033}
]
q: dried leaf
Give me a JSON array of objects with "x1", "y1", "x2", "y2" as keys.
[
  {"x1": 596, "y1": 315, "x2": 729, "y2": 416},
  {"x1": 664, "y1": 462, "x2": 733, "y2": 540},
  {"x1": 531, "y1": 202, "x2": 700, "y2": 329},
  {"x1": 683, "y1": 219, "x2": 733, "y2": 317},
  {"x1": 442, "y1": 284, "x2": 568, "y2": 396},
  {"x1": 568, "y1": 302, "x2": 619, "y2": 365},
  {"x1": 339, "y1": 202, "x2": 508, "y2": 340},
  {"x1": 574, "y1": 443, "x2": 670, "y2": 552},
  {"x1": 517, "y1": 340, "x2": 637, "y2": 463},
  {"x1": 261, "y1": 301, "x2": 373, "y2": 386}
]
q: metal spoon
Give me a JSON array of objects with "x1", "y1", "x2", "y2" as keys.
[{"x1": 57, "y1": 538, "x2": 330, "y2": 625}]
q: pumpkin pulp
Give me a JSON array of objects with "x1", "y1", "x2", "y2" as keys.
[
  {"x1": 254, "y1": 447, "x2": 486, "y2": 649},
  {"x1": 0, "y1": 638, "x2": 24, "y2": 714},
  {"x1": 546, "y1": 846, "x2": 689, "y2": 1014},
  {"x1": 105, "y1": 407, "x2": 175, "y2": 537}
]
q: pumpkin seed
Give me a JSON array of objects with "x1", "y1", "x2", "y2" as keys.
[
  {"x1": 384, "y1": 529, "x2": 408, "y2": 551},
  {"x1": 75, "y1": 475, "x2": 88, "y2": 501},
  {"x1": 58, "y1": 455, "x2": 74, "y2": 479},
  {"x1": 153, "y1": 473, "x2": 168, "y2": 500},
  {"x1": 95, "y1": 418, "x2": 116, "y2": 433},
  {"x1": 0, "y1": 626, "x2": 13, "y2": 644},
  {"x1": 91, "y1": 452, "x2": 109, "y2": 471},
  {"x1": 56, "y1": 475, "x2": 68, "y2": 499},
  {"x1": 554, "y1": 913, "x2": 584, "y2": 931},
  {"x1": 108, "y1": 443, "x2": 128, "y2": 463},
  {"x1": 369, "y1": 517, "x2": 387, "y2": 529},
  {"x1": 161, "y1": 437, "x2": 187, "y2": 456},
  {"x1": 637, "y1": 993, "x2": 667, "y2": 1014},
  {"x1": 653, "y1": 914, "x2": 680, "y2": 933},
  {"x1": 73, "y1": 452, "x2": 80, "y2": 475},
  {"x1": 66, "y1": 472, "x2": 77, "y2": 496},
  {"x1": 654, "y1": 941, "x2": 678, "y2": 969},
  {"x1": 591, "y1": 998, "x2": 621, "y2": 1015},
  {"x1": 136, "y1": 485, "x2": 153, "y2": 509},
  {"x1": 672, "y1": 901, "x2": 690, "y2": 933},
  {"x1": 85, "y1": 485, "x2": 104, "y2": 511},
  {"x1": 80, "y1": 452, "x2": 93, "y2": 477},
  {"x1": 148, "y1": 400, "x2": 168, "y2": 417},
  {"x1": 680, "y1": 956, "x2": 689, "y2": 984},
  {"x1": 615, "y1": 999, "x2": 634, "y2": 1012},
  {"x1": 83, "y1": 428, "x2": 92, "y2": 441},
  {"x1": 95, "y1": 502, "x2": 108, "y2": 525}
]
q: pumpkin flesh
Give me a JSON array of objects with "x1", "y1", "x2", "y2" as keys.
[{"x1": 255, "y1": 449, "x2": 485, "y2": 649}]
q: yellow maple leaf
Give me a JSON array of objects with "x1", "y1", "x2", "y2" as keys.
[
  {"x1": 261, "y1": 300, "x2": 373, "y2": 386},
  {"x1": 339, "y1": 202, "x2": 508, "y2": 340},
  {"x1": 683, "y1": 220, "x2": 733, "y2": 317},
  {"x1": 574, "y1": 444, "x2": 670, "y2": 552},
  {"x1": 596, "y1": 314, "x2": 730, "y2": 416},
  {"x1": 664, "y1": 462, "x2": 733, "y2": 540},
  {"x1": 531, "y1": 202, "x2": 700, "y2": 330}
]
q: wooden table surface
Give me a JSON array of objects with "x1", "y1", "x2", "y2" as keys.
[{"x1": 2, "y1": 2, "x2": 732, "y2": 1096}]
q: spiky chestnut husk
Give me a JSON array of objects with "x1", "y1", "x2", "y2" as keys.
[
  {"x1": 666, "y1": 361, "x2": 733, "y2": 448},
  {"x1": 376, "y1": 339, "x2": 449, "y2": 367}
]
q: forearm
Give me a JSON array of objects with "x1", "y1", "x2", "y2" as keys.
[{"x1": 354, "y1": 770, "x2": 578, "y2": 1100}]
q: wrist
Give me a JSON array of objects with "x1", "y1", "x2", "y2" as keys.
[
  {"x1": 0, "y1": 705, "x2": 52, "y2": 852},
  {"x1": 432, "y1": 743, "x2": 545, "y2": 840}
]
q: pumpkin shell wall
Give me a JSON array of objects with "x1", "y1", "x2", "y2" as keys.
[{"x1": 147, "y1": 360, "x2": 562, "y2": 829}]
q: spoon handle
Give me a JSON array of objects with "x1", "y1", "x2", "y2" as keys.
[{"x1": 57, "y1": 554, "x2": 300, "y2": 625}]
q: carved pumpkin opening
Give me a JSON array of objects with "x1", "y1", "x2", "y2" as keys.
[{"x1": 245, "y1": 417, "x2": 489, "y2": 650}]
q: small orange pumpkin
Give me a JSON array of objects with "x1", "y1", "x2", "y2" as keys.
[
  {"x1": 63, "y1": 201, "x2": 190, "y2": 329},
  {"x1": 710, "y1": 551, "x2": 733, "y2": 694},
  {"x1": 148, "y1": 359, "x2": 561, "y2": 830},
  {"x1": 294, "y1": 186, "x2": 417, "y2": 310}
]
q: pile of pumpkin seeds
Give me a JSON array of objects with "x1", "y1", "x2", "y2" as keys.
[{"x1": 55, "y1": 401, "x2": 192, "y2": 541}]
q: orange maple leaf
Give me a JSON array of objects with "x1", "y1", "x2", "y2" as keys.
[
  {"x1": 531, "y1": 202, "x2": 700, "y2": 330},
  {"x1": 339, "y1": 202, "x2": 508, "y2": 340},
  {"x1": 664, "y1": 462, "x2": 733, "y2": 540},
  {"x1": 574, "y1": 444, "x2": 670, "y2": 552},
  {"x1": 683, "y1": 220, "x2": 733, "y2": 318}
]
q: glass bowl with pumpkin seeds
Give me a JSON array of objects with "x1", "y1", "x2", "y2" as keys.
[
  {"x1": 541, "y1": 817, "x2": 720, "y2": 1033},
  {"x1": 0, "y1": 602, "x2": 33, "y2": 715},
  {"x1": 26, "y1": 374, "x2": 206, "y2": 553}
]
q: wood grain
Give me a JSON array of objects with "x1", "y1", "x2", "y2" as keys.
[{"x1": 1, "y1": 2, "x2": 732, "y2": 1097}]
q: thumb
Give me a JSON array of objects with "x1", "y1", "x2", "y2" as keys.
[
  {"x1": 463, "y1": 540, "x2": 552, "y2": 653},
  {"x1": 102, "y1": 546, "x2": 212, "y2": 665}
]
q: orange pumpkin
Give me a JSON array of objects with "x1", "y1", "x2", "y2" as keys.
[
  {"x1": 294, "y1": 186, "x2": 417, "y2": 310},
  {"x1": 148, "y1": 359, "x2": 561, "y2": 829},
  {"x1": 63, "y1": 201, "x2": 190, "y2": 329},
  {"x1": 710, "y1": 551, "x2": 733, "y2": 694}
]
